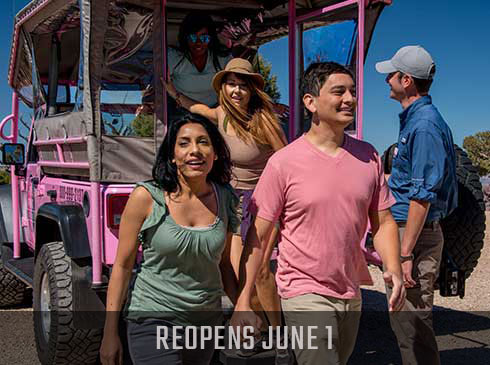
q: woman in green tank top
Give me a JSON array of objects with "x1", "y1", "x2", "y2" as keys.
[{"x1": 100, "y1": 114, "x2": 239, "y2": 365}]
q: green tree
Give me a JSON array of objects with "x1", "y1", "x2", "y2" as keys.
[
  {"x1": 254, "y1": 55, "x2": 281, "y2": 103},
  {"x1": 132, "y1": 113, "x2": 154, "y2": 137},
  {"x1": 463, "y1": 131, "x2": 490, "y2": 176},
  {"x1": 0, "y1": 168, "x2": 11, "y2": 185}
]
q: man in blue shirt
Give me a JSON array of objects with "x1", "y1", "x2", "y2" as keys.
[{"x1": 376, "y1": 45, "x2": 458, "y2": 365}]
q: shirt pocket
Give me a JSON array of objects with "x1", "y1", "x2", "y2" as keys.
[{"x1": 392, "y1": 133, "x2": 411, "y2": 176}]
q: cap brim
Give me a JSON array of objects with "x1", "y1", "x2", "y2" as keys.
[{"x1": 375, "y1": 60, "x2": 397, "y2": 74}]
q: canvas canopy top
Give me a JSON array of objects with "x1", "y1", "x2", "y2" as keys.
[{"x1": 6, "y1": 0, "x2": 390, "y2": 183}]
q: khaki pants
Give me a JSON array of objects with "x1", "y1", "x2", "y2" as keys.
[
  {"x1": 281, "y1": 293, "x2": 362, "y2": 365},
  {"x1": 386, "y1": 224, "x2": 444, "y2": 365}
]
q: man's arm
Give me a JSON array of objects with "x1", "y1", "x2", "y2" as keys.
[
  {"x1": 399, "y1": 199, "x2": 430, "y2": 287},
  {"x1": 236, "y1": 216, "x2": 275, "y2": 309},
  {"x1": 369, "y1": 208, "x2": 405, "y2": 311},
  {"x1": 220, "y1": 232, "x2": 239, "y2": 304},
  {"x1": 230, "y1": 216, "x2": 275, "y2": 330},
  {"x1": 401, "y1": 199, "x2": 430, "y2": 256},
  {"x1": 402, "y1": 128, "x2": 444, "y2": 285}
]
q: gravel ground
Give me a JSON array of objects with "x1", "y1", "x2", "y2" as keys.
[
  {"x1": 1, "y1": 213, "x2": 489, "y2": 364},
  {"x1": 366, "y1": 212, "x2": 490, "y2": 312}
]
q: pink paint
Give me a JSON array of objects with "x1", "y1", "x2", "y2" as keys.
[
  {"x1": 0, "y1": 114, "x2": 15, "y2": 141},
  {"x1": 357, "y1": 0, "x2": 366, "y2": 140},
  {"x1": 90, "y1": 182, "x2": 102, "y2": 285},
  {"x1": 162, "y1": 0, "x2": 168, "y2": 136},
  {"x1": 33, "y1": 136, "x2": 86, "y2": 145},
  {"x1": 38, "y1": 161, "x2": 89, "y2": 169},
  {"x1": 288, "y1": 0, "x2": 297, "y2": 141},
  {"x1": 295, "y1": 0, "x2": 358, "y2": 24},
  {"x1": 55, "y1": 144, "x2": 65, "y2": 163},
  {"x1": 102, "y1": 185, "x2": 135, "y2": 265},
  {"x1": 6, "y1": 93, "x2": 21, "y2": 258}
]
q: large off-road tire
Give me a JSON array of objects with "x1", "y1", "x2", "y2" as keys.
[
  {"x1": 0, "y1": 261, "x2": 31, "y2": 307},
  {"x1": 440, "y1": 145, "x2": 486, "y2": 278},
  {"x1": 33, "y1": 242, "x2": 102, "y2": 365}
]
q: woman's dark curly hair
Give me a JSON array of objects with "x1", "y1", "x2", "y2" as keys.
[
  {"x1": 152, "y1": 113, "x2": 232, "y2": 193},
  {"x1": 177, "y1": 12, "x2": 229, "y2": 71}
]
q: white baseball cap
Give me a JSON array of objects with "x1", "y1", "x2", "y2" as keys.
[{"x1": 376, "y1": 45, "x2": 435, "y2": 80}]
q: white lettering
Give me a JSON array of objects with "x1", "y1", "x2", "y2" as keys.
[
  {"x1": 185, "y1": 326, "x2": 197, "y2": 349},
  {"x1": 325, "y1": 326, "x2": 333, "y2": 350},
  {"x1": 156, "y1": 326, "x2": 168, "y2": 350},
  {"x1": 291, "y1": 325, "x2": 303, "y2": 349},
  {"x1": 242, "y1": 326, "x2": 255, "y2": 350},
  {"x1": 307, "y1": 326, "x2": 318, "y2": 349},
  {"x1": 172, "y1": 326, "x2": 183, "y2": 350},
  {"x1": 200, "y1": 326, "x2": 213, "y2": 349}
]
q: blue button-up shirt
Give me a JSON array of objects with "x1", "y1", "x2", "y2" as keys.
[{"x1": 389, "y1": 95, "x2": 458, "y2": 222}]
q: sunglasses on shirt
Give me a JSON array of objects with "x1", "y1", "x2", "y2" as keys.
[{"x1": 187, "y1": 34, "x2": 211, "y2": 44}]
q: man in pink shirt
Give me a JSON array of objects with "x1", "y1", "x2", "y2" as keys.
[{"x1": 232, "y1": 62, "x2": 405, "y2": 364}]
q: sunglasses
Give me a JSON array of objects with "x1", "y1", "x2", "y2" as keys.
[{"x1": 187, "y1": 34, "x2": 211, "y2": 44}]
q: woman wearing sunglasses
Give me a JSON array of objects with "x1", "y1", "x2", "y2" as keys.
[
  {"x1": 168, "y1": 12, "x2": 232, "y2": 121},
  {"x1": 166, "y1": 57, "x2": 290, "y2": 362}
]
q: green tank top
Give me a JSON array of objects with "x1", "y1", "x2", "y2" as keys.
[{"x1": 125, "y1": 181, "x2": 239, "y2": 326}]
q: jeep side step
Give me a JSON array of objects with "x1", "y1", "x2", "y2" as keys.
[{"x1": 1, "y1": 242, "x2": 34, "y2": 287}]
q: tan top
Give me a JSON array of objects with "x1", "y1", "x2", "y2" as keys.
[{"x1": 217, "y1": 115, "x2": 274, "y2": 190}]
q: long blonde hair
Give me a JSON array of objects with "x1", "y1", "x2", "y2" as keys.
[{"x1": 219, "y1": 73, "x2": 286, "y2": 151}]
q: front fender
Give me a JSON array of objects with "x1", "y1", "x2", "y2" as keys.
[{"x1": 36, "y1": 202, "x2": 91, "y2": 259}]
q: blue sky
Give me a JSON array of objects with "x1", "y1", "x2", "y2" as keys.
[{"x1": 1, "y1": 1, "x2": 489, "y2": 153}]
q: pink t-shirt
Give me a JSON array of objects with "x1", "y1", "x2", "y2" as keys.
[{"x1": 251, "y1": 134, "x2": 395, "y2": 299}]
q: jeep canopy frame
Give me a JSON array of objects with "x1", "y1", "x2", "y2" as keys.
[
  {"x1": 2, "y1": 0, "x2": 390, "y2": 285},
  {"x1": 5, "y1": 0, "x2": 390, "y2": 181}
]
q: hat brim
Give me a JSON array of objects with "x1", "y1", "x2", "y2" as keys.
[
  {"x1": 375, "y1": 60, "x2": 398, "y2": 74},
  {"x1": 212, "y1": 69, "x2": 265, "y2": 95}
]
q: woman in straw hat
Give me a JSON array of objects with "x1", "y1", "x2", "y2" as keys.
[{"x1": 166, "y1": 57, "x2": 289, "y2": 359}]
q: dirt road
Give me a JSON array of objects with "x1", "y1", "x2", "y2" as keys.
[{"x1": 1, "y1": 213, "x2": 489, "y2": 364}]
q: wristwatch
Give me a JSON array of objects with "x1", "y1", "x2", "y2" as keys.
[{"x1": 400, "y1": 254, "x2": 414, "y2": 263}]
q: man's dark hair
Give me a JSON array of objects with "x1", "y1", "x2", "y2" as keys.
[
  {"x1": 398, "y1": 65, "x2": 436, "y2": 94},
  {"x1": 152, "y1": 113, "x2": 232, "y2": 193},
  {"x1": 301, "y1": 62, "x2": 355, "y2": 97},
  {"x1": 301, "y1": 62, "x2": 355, "y2": 119}
]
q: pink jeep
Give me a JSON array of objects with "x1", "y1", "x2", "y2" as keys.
[{"x1": 0, "y1": 1, "x2": 485, "y2": 364}]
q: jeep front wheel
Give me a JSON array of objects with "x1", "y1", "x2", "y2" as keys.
[{"x1": 33, "y1": 242, "x2": 101, "y2": 365}]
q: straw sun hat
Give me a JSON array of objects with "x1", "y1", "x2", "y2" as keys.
[{"x1": 212, "y1": 58, "x2": 265, "y2": 94}]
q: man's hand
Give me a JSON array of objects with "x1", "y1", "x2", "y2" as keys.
[
  {"x1": 401, "y1": 260, "x2": 416, "y2": 288},
  {"x1": 230, "y1": 303, "x2": 262, "y2": 338},
  {"x1": 383, "y1": 270, "x2": 406, "y2": 311}
]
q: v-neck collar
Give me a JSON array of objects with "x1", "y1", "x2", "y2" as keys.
[{"x1": 301, "y1": 134, "x2": 350, "y2": 163}]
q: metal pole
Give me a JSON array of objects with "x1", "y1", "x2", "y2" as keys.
[
  {"x1": 288, "y1": 0, "x2": 296, "y2": 141},
  {"x1": 357, "y1": 0, "x2": 365, "y2": 140},
  {"x1": 161, "y1": 0, "x2": 168, "y2": 136},
  {"x1": 10, "y1": 92, "x2": 21, "y2": 258},
  {"x1": 90, "y1": 181, "x2": 102, "y2": 285}
]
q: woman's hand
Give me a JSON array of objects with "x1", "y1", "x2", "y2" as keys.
[
  {"x1": 100, "y1": 332, "x2": 123, "y2": 365},
  {"x1": 161, "y1": 73, "x2": 178, "y2": 99}
]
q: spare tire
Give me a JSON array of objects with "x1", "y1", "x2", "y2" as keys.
[{"x1": 440, "y1": 145, "x2": 486, "y2": 278}]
